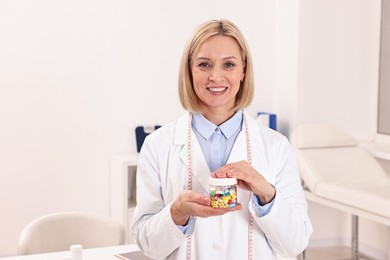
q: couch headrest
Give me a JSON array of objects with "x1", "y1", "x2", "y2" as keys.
[{"x1": 290, "y1": 123, "x2": 358, "y2": 149}]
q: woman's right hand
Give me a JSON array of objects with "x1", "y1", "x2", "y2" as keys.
[{"x1": 170, "y1": 190, "x2": 242, "y2": 225}]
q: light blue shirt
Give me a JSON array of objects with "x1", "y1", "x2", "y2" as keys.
[
  {"x1": 179, "y1": 111, "x2": 275, "y2": 234},
  {"x1": 192, "y1": 111, "x2": 242, "y2": 172}
]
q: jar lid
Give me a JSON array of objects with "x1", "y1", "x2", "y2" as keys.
[
  {"x1": 70, "y1": 244, "x2": 83, "y2": 253},
  {"x1": 209, "y1": 177, "x2": 237, "y2": 186}
]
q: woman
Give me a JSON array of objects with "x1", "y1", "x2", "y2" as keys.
[{"x1": 131, "y1": 19, "x2": 312, "y2": 260}]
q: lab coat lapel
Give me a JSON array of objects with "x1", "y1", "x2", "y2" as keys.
[
  {"x1": 227, "y1": 129, "x2": 248, "y2": 164},
  {"x1": 177, "y1": 113, "x2": 210, "y2": 193},
  {"x1": 190, "y1": 135, "x2": 211, "y2": 193},
  {"x1": 227, "y1": 113, "x2": 262, "y2": 168}
]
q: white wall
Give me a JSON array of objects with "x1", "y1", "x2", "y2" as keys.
[
  {"x1": 0, "y1": 0, "x2": 386, "y2": 258},
  {"x1": 297, "y1": 0, "x2": 381, "y2": 140}
]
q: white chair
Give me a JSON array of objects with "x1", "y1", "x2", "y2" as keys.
[
  {"x1": 17, "y1": 212, "x2": 126, "y2": 255},
  {"x1": 290, "y1": 123, "x2": 390, "y2": 259}
]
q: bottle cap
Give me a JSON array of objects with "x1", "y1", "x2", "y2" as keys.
[
  {"x1": 209, "y1": 177, "x2": 237, "y2": 186},
  {"x1": 70, "y1": 244, "x2": 83, "y2": 253}
]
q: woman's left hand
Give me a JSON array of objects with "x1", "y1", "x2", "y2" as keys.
[{"x1": 211, "y1": 160, "x2": 276, "y2": 205}]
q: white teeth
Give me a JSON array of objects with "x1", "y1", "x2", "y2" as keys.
[{"x1": 208, "y1": 87, "x2": 226, "y2": 92}]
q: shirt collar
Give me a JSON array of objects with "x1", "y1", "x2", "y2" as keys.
[{"x1": 192, "y1": 110, "x2": 243, "y2": 140}]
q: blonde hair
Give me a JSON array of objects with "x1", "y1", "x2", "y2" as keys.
[{"x1": 178, "y1": 19, "x2": 254, "y2": 112}]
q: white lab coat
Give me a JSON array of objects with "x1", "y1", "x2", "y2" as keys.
[{"x1": 131, "y1": 112, "x2": 312, "y2": 260}]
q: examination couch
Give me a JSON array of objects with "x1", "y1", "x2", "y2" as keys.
[{"x1": 290, "y1": 123, "x2": 390, "y2": 259}]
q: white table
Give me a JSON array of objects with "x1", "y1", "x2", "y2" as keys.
[
  {"x1": 1, "y1": 244, "x2": 142, "y2": 260},
  {"x1": 359, "y1": 134, "x2": 390, "y2": 175},
  {"x1": 359, "y1": 141, "x2": 390, "y2": 161}
]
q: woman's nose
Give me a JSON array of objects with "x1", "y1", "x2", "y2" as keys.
[{"x1": 208, "y1": 67, "x2": 225, "y2": 82}]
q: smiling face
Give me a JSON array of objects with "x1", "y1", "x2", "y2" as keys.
[{"x1": 191, "y1": 35, "x2": 245, "y2": 118}]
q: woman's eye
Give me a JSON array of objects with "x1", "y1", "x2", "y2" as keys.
[
  {"x1": 224, "y1": 62, "x2": 235, "y2": 69},
  {"x1": 198, "y1": 62, "x2": 211, "y2": 69}
]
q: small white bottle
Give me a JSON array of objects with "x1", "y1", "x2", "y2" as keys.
[{"x1": 70, "y1": 244, "x2": 83, "y2": 260}]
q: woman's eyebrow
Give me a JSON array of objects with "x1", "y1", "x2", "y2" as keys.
[
  {"x1": 195, "y1": 56, "x2": 238, "y2": 61},
  {"x1": 222, "y1": 56, "x2": 238, "y2": 60},
  {"x1": 194, "y1": 57, "x2": 210, "y2": 61}
]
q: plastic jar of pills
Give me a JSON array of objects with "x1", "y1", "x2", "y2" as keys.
[{"x1": 209, "y1": 177, "x2": 237, "y2": 208}]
